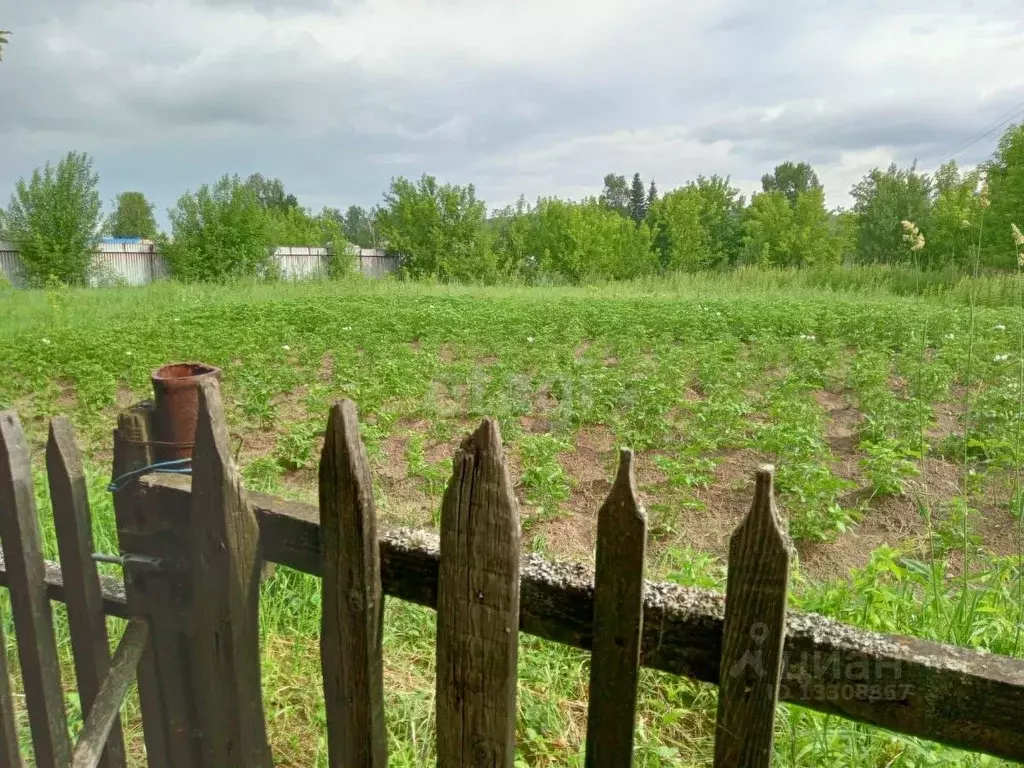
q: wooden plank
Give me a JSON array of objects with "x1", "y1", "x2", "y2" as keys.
[
  {"x1": 187, "y1": 379, "x2": 272, "y2": 767},
  {"x1": 142, "y1": 472, "x2": 1024, "y2": 763},
  {"x1": 111, "y1": 406, "x2": 178, "y2": 767},
  {"x1": 71, "y1": 619, "x2": 149, "y2": 768},
  {"x1": 319, "y1": 401, "x2": 387, "y2": 767},
  {"x1": 585, "y1": 449, "x2": 646, "y2": 768},
  {"x1": 47, "y1": 417, "x2": 127, "y2": 768},
  {"x1": 0, "y1": 549, "x2": 129, "y2": 618},
  {"x1": 0, "y1": 410, "x2": 71, "y2": 767},
  {"x1": 436, "y1": 418, "x2": 521, "y2": 767},
  {"x1": 0, "y1": 603, "x2": 23, "y2": 767},
  {"x1": 714, "y1": 466, "x2": 791, "y2": 768}
]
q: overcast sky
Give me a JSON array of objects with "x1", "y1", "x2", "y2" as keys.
[{"x1": 2, "y1": 0, "x2": 1024, "y2": 225}]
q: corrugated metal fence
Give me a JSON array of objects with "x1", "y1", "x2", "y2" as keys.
[{"x1": 0, "y1": 241, "x2": 398, "y2": 287}]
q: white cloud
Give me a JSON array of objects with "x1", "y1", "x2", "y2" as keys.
[{"x1": 1, "y1": 0, "x2": 1023, "y2": 220}]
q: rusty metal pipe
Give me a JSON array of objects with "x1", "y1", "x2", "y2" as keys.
[{"x1": 150, "y1": 362, "x2": 222, "y2": 462}]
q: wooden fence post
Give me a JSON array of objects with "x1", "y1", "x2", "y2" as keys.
[
  {"x1": 47, "y1": 417, "x2": 127, "y2": 768},
  {"x1": 319, "y1": 400, "x2": 388, "y2": 767},
  {"x1": 714, "y1": 466, "x2": 792, "y2": 768},
  {"x1": 436, "y1": 418, "x2": 521, "y2": 767},
  {"x1": 112, "y1": 405, "x2": 186, "y2": 767},
  {"x1": 187, "y1": 379, "x2": 272, "y2": 767},
  {"x1": 0, "y1": 411, "x2": 71, "y2": 767},
  {"x1": 585, "y1": 449, "x2": 646, "y2": 768}
]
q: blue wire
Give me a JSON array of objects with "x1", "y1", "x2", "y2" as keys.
[{"x1": 108, "y1": 458, "x2": 193, "y2": 492}]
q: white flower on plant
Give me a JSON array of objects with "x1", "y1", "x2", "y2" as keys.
[
  {"x1": 527, "y1": 336, "x2": 535, "y2": 343},
  {"x1": 994, "y1": 354, "x2": 1011, "y2": 363},
  {"x1": 944, "y1": 333, "x2": 955, "y2": 340},
  {"x1": 995, "y1": 324, "x2": 1006, "y2": 331},
  {"x1": 901, "y1": 220, "x2": 925, "y2": 252},
  {"x1": 126, "y1": 350, "x2": 133, "y2": 356},
  {"x1": 41, "y1": 338, "x2": 51, "y2": 345},
  {"x1": 282, "y1": 344, "x2": 290, "y2": 351},
  {"x1": 961, "y1": 219, "x2": 972, "y2": 229},
  {"x1": 798, "y1": 334, "x2": 816, "y2": 341},
  {"x1": 343, "y1": 326, "x2": 353, "y2": 331}
]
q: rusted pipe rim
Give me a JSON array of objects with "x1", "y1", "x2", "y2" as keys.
[{"x1": 152, "y1": 362, "x2": 221, "y2": 385}]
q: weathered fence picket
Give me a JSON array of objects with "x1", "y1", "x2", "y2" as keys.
[
  {"x1": 0, "y1": 411, "x2": 71, "y2": 767},
  {"x1": 47, "y1": 417, "x2": 127, "y2": 768},
  {"x1": 319, "y1": 400, "x2": 388, "y2": 767},
  {"x1": 585, "y1": 449, "x2": 647, "y2": 768},
  {"x1": 436, "y1": 418, "x2": 521, "y2": 767},
  {"x1": 187, "y1": 380, "x2": 272, "y2": 767},
  {"x1": 714, "y1": 466, "x2": 792, "y2": 767}
]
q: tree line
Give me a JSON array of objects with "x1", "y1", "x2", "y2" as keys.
[
  {"x1": 2, "y1": 121, "x2": 1023, "y2": 286},
  {"x1": 390, "y1": 121, "x2": 1024, "y2": 283},
  {"x1": 0, "y1": 162, "x2": 379, "y2": 285}
]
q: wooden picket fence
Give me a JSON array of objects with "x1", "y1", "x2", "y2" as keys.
[{"x1": 3, "y1": 378, "x2": 1024, "y2": 765}]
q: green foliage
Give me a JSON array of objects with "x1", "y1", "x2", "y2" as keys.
[
  {"x1": 599, "y1": 173, "x2": 629, "y2": 217},
  {"x1": 0, "y1": 151, "x2": 102, "y2": 286},
  {"x1": 929, "y1": 161, "x2": 982, "y2": 268},
  {"x1": 377, "y1": 175, "x2": 494, "y2": 281},
  {"x1": 851, "y1": 162, "x2": 932, "y2": 265},
  {"x1": 744, "y1": 187, "x2": 849, "y2": 268},
  {"x1": 274, "y1": 420, "x2": 321, "y2": 470},
  {"x1": 984, "y1": 123, "x2": 1024, "y2": 268},
  {"x1": 688, "y1": 175, "x2": 745, "y2": 265},
  {"x1": 646, "y1": 179, "x2": 658, "y2": 208},
  {"x1": 490, "y1": 196, "x2": 533, "y2": 280},
  {"x1": 335, "y1": 205, "x2": 377, "y2": 248},
  {"x1": 107, "y1": 191, "x2": 157, "y2": 239},
  {"x1": 269, "y1": 205, "x2": 344, "y2": 248},
  {"x1": 742, "y1": 191, "x2": 794, "y2": 265},
  {"x1": 244, "y1": 173, "x2": 298, "y2": 213},
  {"x1": 647, "y1": 187, "x2": 714, "y2": 270},
  {"x1": 761, "y1": 161, "x2": 822, "y2": 205},
  {"x1": 164, "y1": 174, "x2": 274, "y2": 281},
  {"x1": 525, "y1": 197, "x2": 656, "y2": 281}
]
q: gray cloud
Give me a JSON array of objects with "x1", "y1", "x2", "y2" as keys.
[{"x1": 1, "y1": 0, "x2": 1023, "y2": 225}]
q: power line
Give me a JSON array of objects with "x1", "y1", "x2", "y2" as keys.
[{"x1": 947, "y1": 98, "x2": 1024, "y2": 160}]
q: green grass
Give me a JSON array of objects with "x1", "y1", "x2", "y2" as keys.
[{"x1": 2, "y1": 269, "x2": 1024, "y2": 765}]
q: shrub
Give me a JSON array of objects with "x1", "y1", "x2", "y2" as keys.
[
  {"x1": 164, "y1": 175, "x2": 274, "y2": 281},
  {"x1": 0, "y1": 151, "x2": 102, "y2": 286}
]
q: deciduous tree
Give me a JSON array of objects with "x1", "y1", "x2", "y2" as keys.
[
  {"x1": 164, "y1": 174, "x2": 274, "y2": 281},
  {"x1": 851, "y1": 163, "x2": 932, "y2": 264},
  {"x1": 761, "y1": 161, "x2": 822, "y2": 205},
  {"x1": 600, "y1": 173, "x2": 629, "y2": 217},
  {"x1": 1, "y1": 151, "x2": 102, "y2": 285},
  {"x1": 107, "y1": 191, "x2": 157, "y2": 239},
  {"x1": 984, "y1": 123, "x2": 1024, "y2": 268},
  {"x1": 377, "y1": 175, "x2": 494, "y2": 281}
]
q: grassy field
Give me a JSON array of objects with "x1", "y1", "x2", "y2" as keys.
[{"x1": 2, "y1": 270, "x2": 1024, "y2": 765}]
